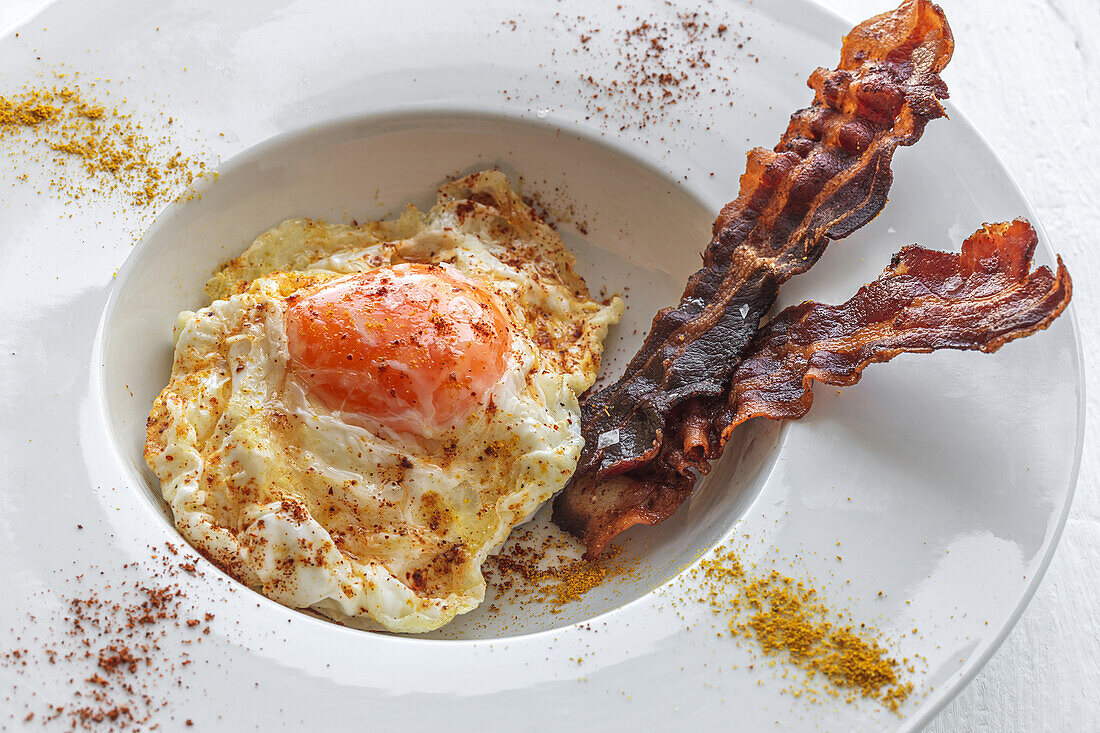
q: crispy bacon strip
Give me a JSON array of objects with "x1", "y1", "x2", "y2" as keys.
[
  {"x1": 556, "y1": 0, "x2": 954, "y2": 553},
  {"x1": 574, "y1": 0, "x2": 954, "y2": 483},
  {"x1": 710, "y1": 219, "x2": 1071, "y2": 447},
  {"x1": 556, "y1": 220, "x2": 1072, "y2": 558}
]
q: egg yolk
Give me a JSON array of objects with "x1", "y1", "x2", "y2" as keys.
[{"x1": 285, "y1": 263, "x2": 510, "y2": 435}]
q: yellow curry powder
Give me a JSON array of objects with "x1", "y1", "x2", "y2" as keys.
[
  {"x1": 486, "y1": 531, "x2": 629, "y2": 608},
  {"x1": 696, "y1": 547, "x2": 914, "y2": 713},
  {"x1": 0, "y1": 80, "x2": 208, "y2": 206},
  {"x1": 541, "y1": 545, "x2": 626, "y2": 605},
  {"x1": 488, "y1": 531, "x2": 913, "y2": 712}
]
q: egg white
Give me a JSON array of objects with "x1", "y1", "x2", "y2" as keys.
[{"x1": 145, "y1": 171, "x2": 622, "y2": 632}]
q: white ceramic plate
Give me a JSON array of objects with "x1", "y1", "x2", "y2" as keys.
[{"x1": 0, "y1": 1, "x2": 1082, "y2": 730}]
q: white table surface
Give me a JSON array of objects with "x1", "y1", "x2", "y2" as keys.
[{"x1": 0, "y1": 0, "x2": 1095, "y2": 730}]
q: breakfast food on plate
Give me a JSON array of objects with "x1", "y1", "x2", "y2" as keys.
[
  {"x1": 556, "y1": 219, "x2": 1072, "y2": 557},
  {"x1": 555, "y1": 0, "x2": 957, "y2": 556},
  {"x1": 145, "y1": 0, "x2": 1073, "y2": 634},
  {"x1": 144, "y1": 171, "x2": 623, "y2": 632}
]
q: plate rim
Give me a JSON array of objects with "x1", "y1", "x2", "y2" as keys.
[{"x1": 797, "y1": 3, "x2": 1086, "y2": 726}]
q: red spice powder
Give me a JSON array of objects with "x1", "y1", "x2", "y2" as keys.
[
  {"x1": 1, "y1": 544, "x2": 216, "y2": 730},
  {"x1": 501, "y1": 6, "x2": 753, "y2": 134}
]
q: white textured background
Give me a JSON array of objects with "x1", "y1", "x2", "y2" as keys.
[
  {"x1": 831, "y1": 0, "x2": 1100, "y2": 730},
  {"x1": 0, "y1": 0, "x2": 1095, "y2": 729}
]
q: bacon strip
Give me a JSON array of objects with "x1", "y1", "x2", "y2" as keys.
[
  {"x1": 574, "y1": 0, "x2": 954, "y2": 483},
  {"x1": 556, "y1": 220, "x2": 1072, "y2": 558},
  {"x1": 556, "y1": 0, "x2": 954, "y2": 553},
  {"x1": 710, "y1": 220, "x2": 1071, "y2": 447}
]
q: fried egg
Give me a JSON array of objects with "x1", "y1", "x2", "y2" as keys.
[{"x1": 144, "y1": 171, "x2": 623, "y2": 632}]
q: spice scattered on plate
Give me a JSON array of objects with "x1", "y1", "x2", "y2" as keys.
[
  {"x1": 0, "y1": 75, "x2": 211, "y2": 207},
  {"x1": 1, "y1": 543, "x2": 215, "y2": 729},
  {"x1": 690, "y1": 546, "x2": 916, "y2": 713},
  {"x1": 520, "y1": 181, "x2": 591, "y2": 236},
  {"x1": 486, "y1": 529, "x2": 631, "y2": 609},
  {"x1": 502, "y1": 7, "x2": 752, "y2": 134},
  {"x1": 485, "y1": 525, "x2": 916, "y2": 714}
]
